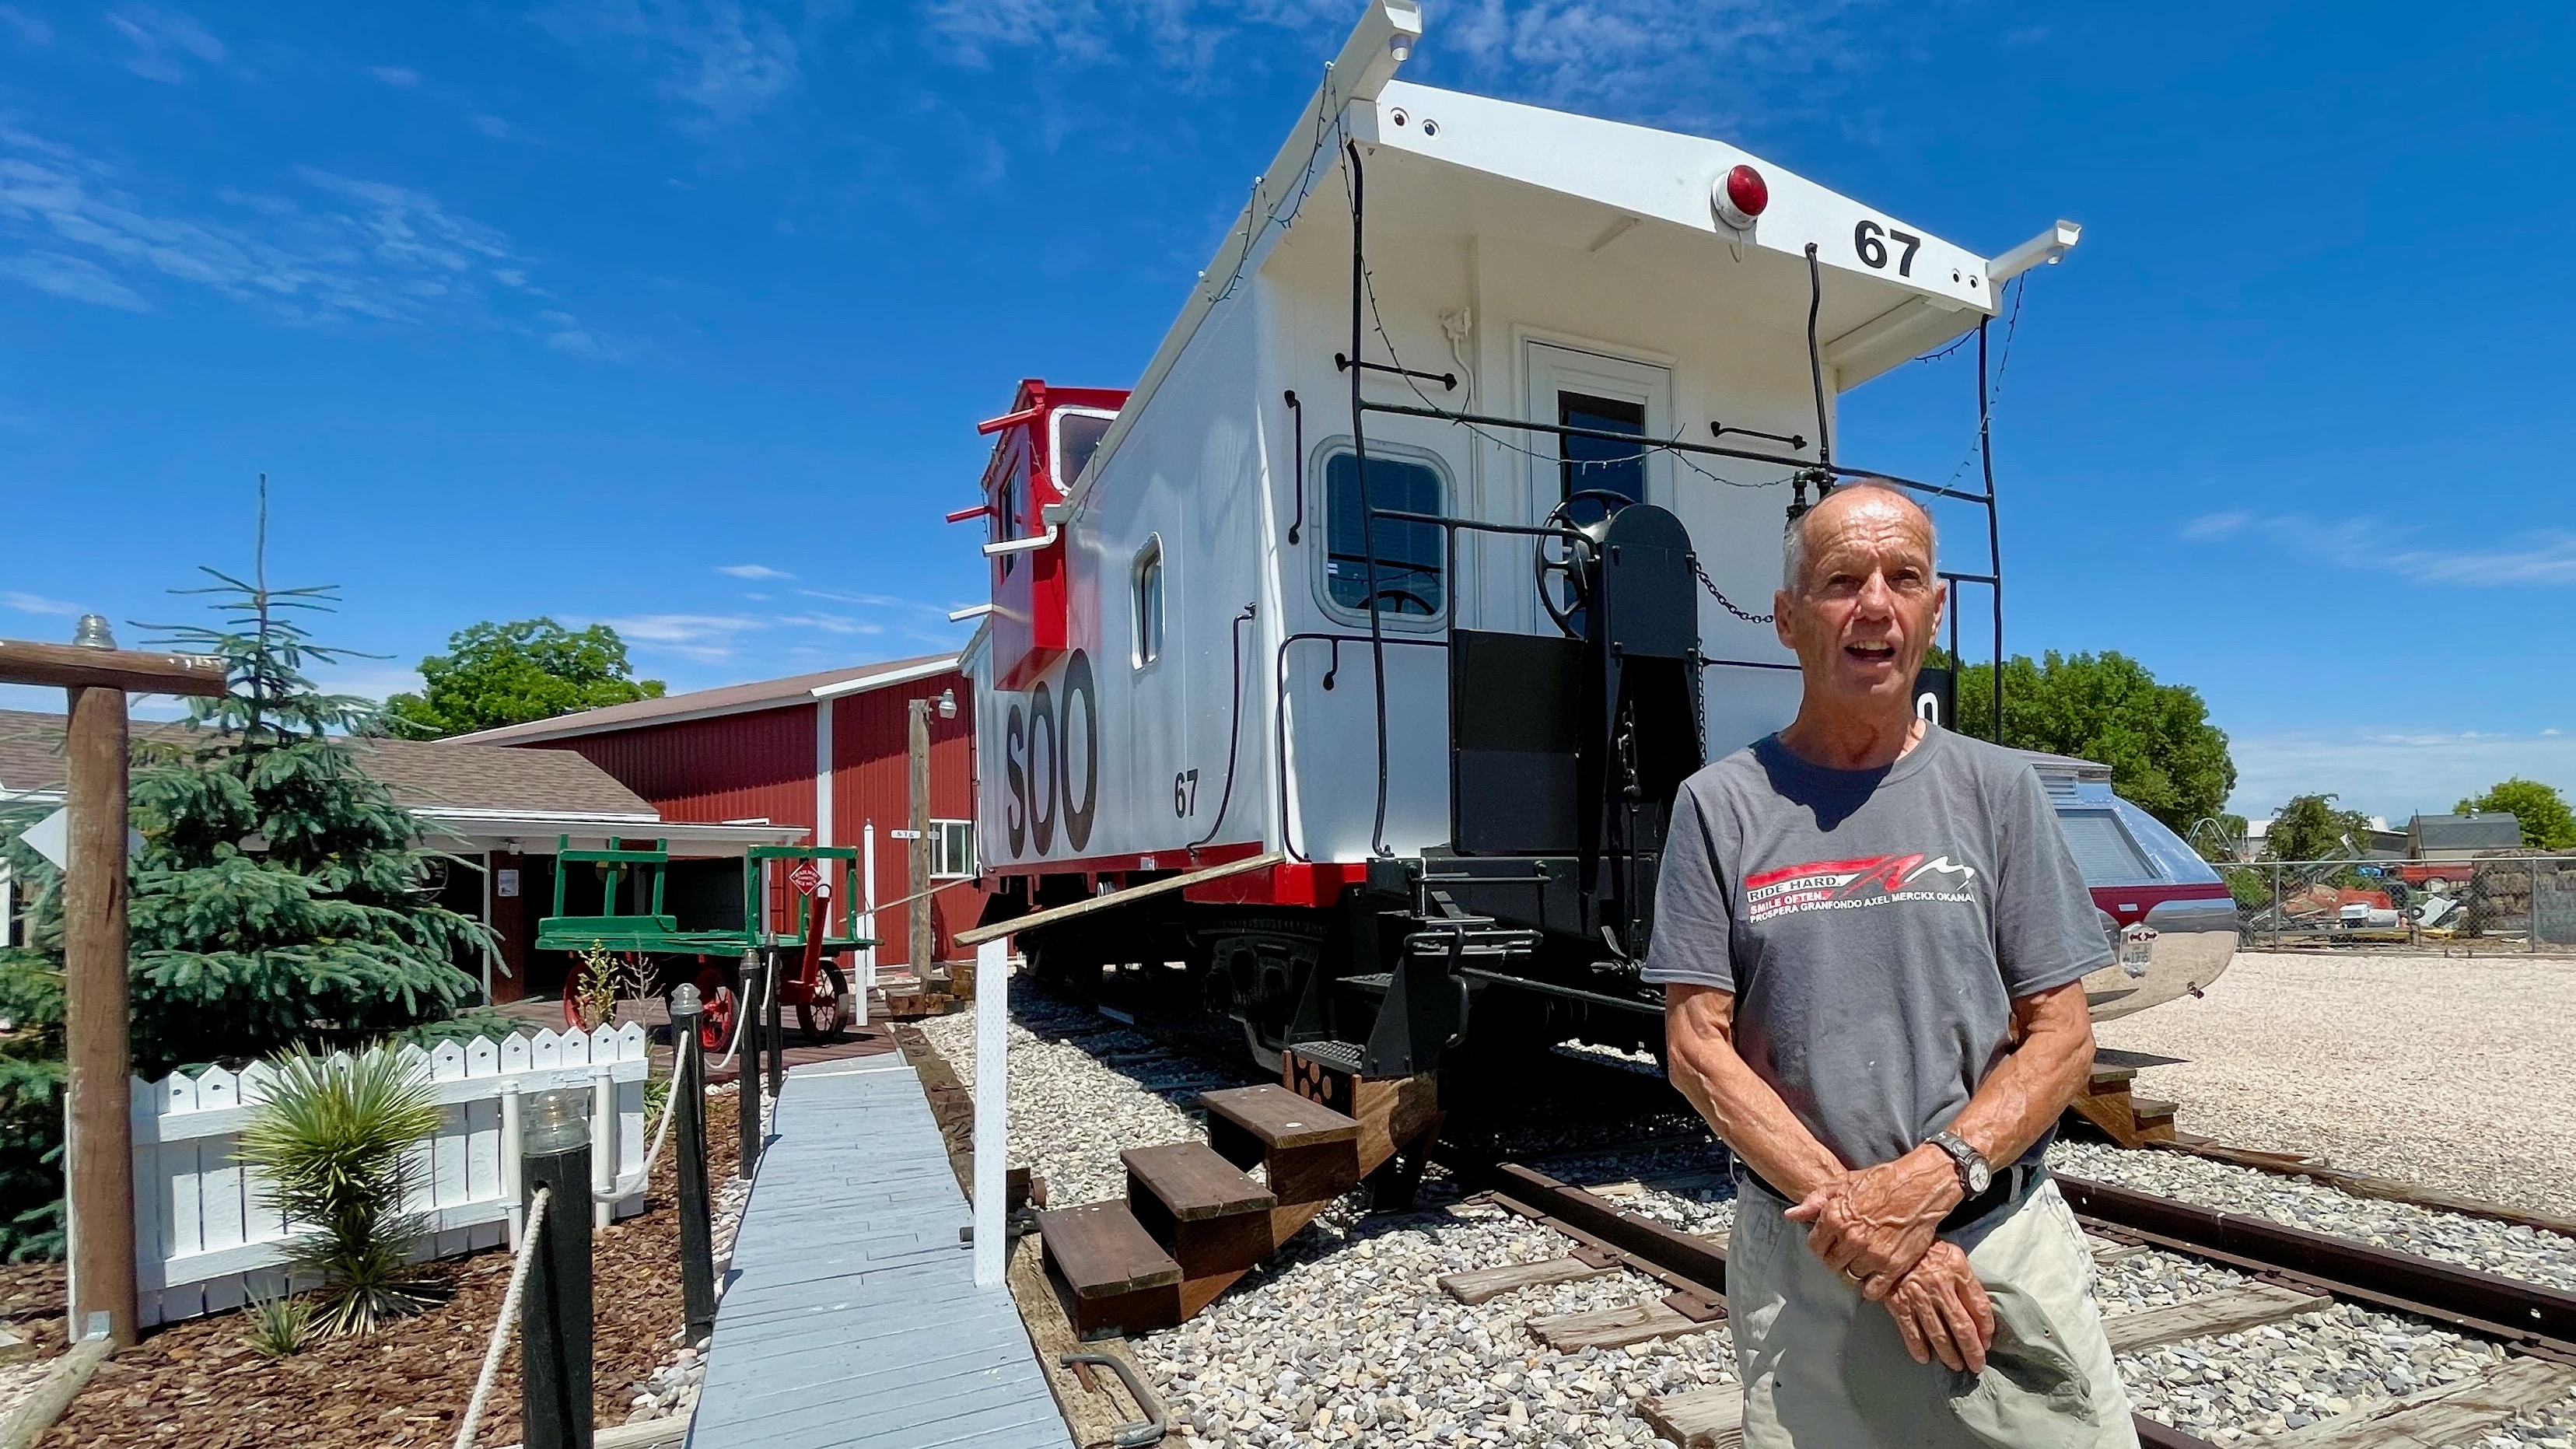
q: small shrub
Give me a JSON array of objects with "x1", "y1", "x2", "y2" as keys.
[
  {"x1": 246, "y1": 1286, "x2": 313, "y2": 1358},
  {"x1": 236, "y1": 1043, "x2": 449, "y2": 1335}
]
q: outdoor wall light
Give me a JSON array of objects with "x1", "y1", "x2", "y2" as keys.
[{"x1": 938, "y1": 688, "x2": 957, "y2": 719}]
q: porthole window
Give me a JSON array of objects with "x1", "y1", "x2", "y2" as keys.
[{"x1": 1132, "y1": 536, "x2": 1165, "y2": 668}]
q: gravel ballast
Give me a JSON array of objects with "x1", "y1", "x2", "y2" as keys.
[{"x1": 2094, "y1": 950, "x2": 2576, "y2": 1219}]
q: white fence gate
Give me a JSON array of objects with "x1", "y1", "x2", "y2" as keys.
[{"x1": 107, "y1": 1025, "x2": 651, "y2": 1329}]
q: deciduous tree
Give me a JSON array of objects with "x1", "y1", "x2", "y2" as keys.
[
  {"x1": 2454, "y1": 778, "x2": 2576, "y2": 852},
  {"x1": 383, "y1": 618, "x2": 663, "y2": 738},
  {"x1": 1940, "y1": 649, "x2": 2237, "y2": 833}
]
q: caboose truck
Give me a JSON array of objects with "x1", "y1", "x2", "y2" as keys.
[{"x1": 960, "y1": 0, "x2": 2235, "y2": 1091}]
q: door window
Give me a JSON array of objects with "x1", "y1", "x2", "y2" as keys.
[
  {"x1": 1321, "y1": 448, "x2": 1447, "y2": 619},
  {"x1": 1559, "y1": 390, "x2": 1647, "y2": 523}
]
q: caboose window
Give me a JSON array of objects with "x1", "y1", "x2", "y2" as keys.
[
  {"x1": 1132, "y1": 536, "x2": 1165, "y2": 668},
  {"x1": 1322, "y1": 449, "x2": 1446, "y2": 619},
  {"x1": 1054, "y1": 408, "x2": 1117, "y2": 492}
]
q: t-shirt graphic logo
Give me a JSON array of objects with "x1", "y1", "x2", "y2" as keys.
[{"x1": 1741, "y1": 852, "x2": 1981, "y2": 923}]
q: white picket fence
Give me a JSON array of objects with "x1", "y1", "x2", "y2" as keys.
[{"x1": 110, "y1": 1025, "x2": 651, "y2": 1328}]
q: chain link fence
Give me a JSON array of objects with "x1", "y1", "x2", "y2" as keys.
[{"x1": 2220, "y1": 853, "x2": 2576, "y2": 950}]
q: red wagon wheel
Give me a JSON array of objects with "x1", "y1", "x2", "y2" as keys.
[
  {"x1": 797, "y1": 964, "x2": 850, "y2": 1045},
  {"x1": 692, "y1": 964, "x2": 739, "y2": 1055}
]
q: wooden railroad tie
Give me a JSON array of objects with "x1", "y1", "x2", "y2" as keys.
[
  {"x1": 2270, "y1": 1354, "x2": 2576, "y2": 1448},
  {"x1": 2101, "y1": 1283, "x2": 2329, "y2": 1355}
]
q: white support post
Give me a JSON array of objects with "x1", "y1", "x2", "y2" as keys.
[
  {"x1": 590, "y1": 1063, "x2": 615, "y2": 1231},
  {"x1": 971, "y1": 936, "x2": 1008, "y2": 1289},
  {"x1": 814, "y1": 698, "x2": 835, "y2": 849},
  {"x1": 499, "y1": 1083, "x2": 523, "y2": 1248},
  {"x1": 860, "y1": 821, "x2": 879, "y2": 991}
]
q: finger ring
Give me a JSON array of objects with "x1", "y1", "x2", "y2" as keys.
[{"x1": 1843, "y1": 1268, "x2": 1866, "y2": 1283}]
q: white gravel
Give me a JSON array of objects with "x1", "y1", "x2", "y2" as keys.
[{"x1": 2095, "y1": 950, "x2": 2576, "y2": 1219}]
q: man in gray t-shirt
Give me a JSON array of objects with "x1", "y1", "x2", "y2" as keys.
[{"x1": 1648, "y1": 483, "x2": 2135, "y2": 1448}]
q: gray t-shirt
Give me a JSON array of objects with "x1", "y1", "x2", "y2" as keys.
[{"x1": 1642, "y1": 723, "x2": 2110, "y2": 1171}]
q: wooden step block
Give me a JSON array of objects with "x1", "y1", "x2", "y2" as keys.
[
  {"x1": 1200, "y1": 1084, "x2": 1361, "y2": 1150},
  {"x1": 1528, "y1": 1300, "x2": 1716, "y2": 1352},
  {"x1": 2102, "y1": 1283, "x2": 2328, "y2": 1353},
  {"x1": 2271, "y1": 1354, "x2": 2576, "y2": 1448},
  {"x1": 1439, "y1": 1256, "x2": 1619, "y2": 1305},
  {"x1": 1202, "y1": 1083, "x2": 1363, "y2": 1205},
  {"x1": 1036, "y1": 1202, "x2": 1182, "y2": 1337},
  {"x1": 1640, "y1": 1382, "x2": 1744, "y2": 1449},
  {"x1": 1124, "y1": 1141, "x2": 1279, "y2": 1278}
]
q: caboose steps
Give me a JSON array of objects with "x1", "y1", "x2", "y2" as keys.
[
  {"x1": 1034, "y1": 1066, "x2": 1439, "y2": 1337},
  {"x1": 1123, "y1": 1141, "x2": 1279, "y2": 1278},
  {"x1": 1034, "y1": 1201, "x2": 1184, "y2": 1336}
]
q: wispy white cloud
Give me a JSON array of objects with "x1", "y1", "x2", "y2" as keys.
[
  {"x1": 2186, "y1": 509, "x2": 2576, "y2": 588},
  {"x1": 2231, "y1": 727, "x2": 2576, "y2": 824},
  {"x1": 0, "y1": 250, "x2": 147, "y2": 310},
  {"x1": 774, "y1": 612, "x2": 883, "y2": 635},
  {"x1": 922, "y1": 0, "x2": 1874, "y2": 131},
  {"x1": 368, "y1": 65, "x2": 421, "y2": 86},
  {"x1": 0, "y1": 6, "x2": 53, "y2": 44},
  {"x1": 4, "y1": 590, "x2": 86, "y2": 616},
  {"x1": 716, "y1": 563, "x2": 794, "y2": 579},
  {"x1": 0, "y1": 126, "x2": 624, "y2": 351},
  {"x1": 472, "y1": 114, "x2": 513, "y2": 140},
  {"x1": 535, "y1": 0, "x2": 803, "y2": 128},
  {"x1": 107, "y1": 5, "x2": 225, "y2": 82},
  {"x1": 597, "y1": 611, "x2": 766, "y2": 663}
]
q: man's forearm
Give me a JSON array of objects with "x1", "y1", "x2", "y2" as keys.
[
  {"x1": 1665, "y1": 985, "x2": 1846, "y2": 1200},
  {"x1": 1947, "y1": 980, "x2": 2095, "y2": 1167}
]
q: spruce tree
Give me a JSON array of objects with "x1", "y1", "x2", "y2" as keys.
[{"x1": 0, "y1": 493, "x2": 495, "y2": 1255}]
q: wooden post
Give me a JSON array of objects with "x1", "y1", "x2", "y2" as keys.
[
  {"x1": 667, "y1": 987, "x2": 716, "y2": 1346},
  {"x1": 735, "y1": 952, "x2": 763, "y2": 1183},
  {"x1": 61, "y1": 683, "x2": 134, "y2": 1349},
  {"x1": 0, "y1": 632, "x2": 223, "y2": 1351},
  {"x1": 520, "y1": 1092, "x2": 594, "y2": 1449},
  {"x1": 908, "y1": 698, "x2": 933, "y2": 980}
]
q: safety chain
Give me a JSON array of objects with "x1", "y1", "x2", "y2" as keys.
[{"x1": 1692, "y1": 555, "x2": 1774, "y2": 625}]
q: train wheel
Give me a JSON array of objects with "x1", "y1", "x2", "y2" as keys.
[
  {"x1": 692, "y1": 964, "x2": 738, "y2": 1056},
  {"x1": 798, "y1": 964, "x2": 849, "y2": 1044}
]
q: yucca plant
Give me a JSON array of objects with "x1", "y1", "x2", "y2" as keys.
[
  {"x1": 244, "y1": 1284, "x2": 313, "y2": 1358},
  {"x1": 236, "y1": 1043, "x2": 448, "y2": 1335}
]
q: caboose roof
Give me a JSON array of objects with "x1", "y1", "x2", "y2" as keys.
[{"x1": 1065, "y1": 0, "x2": 2074, "y2": 515}]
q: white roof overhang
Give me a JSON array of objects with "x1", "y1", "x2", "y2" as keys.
[{"x1": 1355, "y1": 80, "x2": 2008, "y2": 390}]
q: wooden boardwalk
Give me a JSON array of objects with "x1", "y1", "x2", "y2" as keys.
[{"x1": 687, "y1": 1059, "x2": 1072, "y2": 1449}]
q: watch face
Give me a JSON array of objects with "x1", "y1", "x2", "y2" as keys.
[{"x1": 1967, "y1": 1159, "x2": 1993, "y2": 1193}]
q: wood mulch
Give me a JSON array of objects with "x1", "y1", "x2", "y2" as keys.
[{"x1": 33, "y1": 1092, "x2": 740, "y2": 1448}]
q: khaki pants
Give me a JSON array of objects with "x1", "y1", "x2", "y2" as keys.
[{"x1": 1730, "y1": 1175, "x2": 2138, "y2": 1449}]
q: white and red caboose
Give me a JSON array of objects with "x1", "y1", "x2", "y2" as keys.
[{"x1": 957, "y1": 0, "x2": 2230, "y2": 1070}]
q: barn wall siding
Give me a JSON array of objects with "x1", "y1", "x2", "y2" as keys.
[
  {"x1": 835, "y1": 674, "x2": 983, "y2": 968},
  {"x1": 555, "y1": 706, "x2": 821, "y2": 833}
]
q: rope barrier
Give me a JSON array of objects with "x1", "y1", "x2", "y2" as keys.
[
  {"x1": 452, "y1": 1184, "x2": 551, "y2": 1449},
  {"x1": 600, "y1": 964, "x2": 772, "y2": 1202}
]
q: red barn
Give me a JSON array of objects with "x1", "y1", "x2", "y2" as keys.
[{"x1": 461, "y1": 653, "x2": 984, "y2": 985}]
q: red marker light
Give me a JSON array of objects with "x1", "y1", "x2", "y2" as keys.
[{"x1": 1714, "y1": 164, "x2": 1768, "y2": 229}]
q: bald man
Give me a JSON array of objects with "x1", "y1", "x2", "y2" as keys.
[{"x1": 1646, "y1": 484, "x2": 2136, "y2": 1448}]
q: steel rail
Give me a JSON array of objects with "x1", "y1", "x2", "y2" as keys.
[
  {"x1": 2057, "y1": 1174, "x2": 2576, "y2": 1364},
  {"x1": 1434, "y1": 1152, "x2": 2217, "y2": 1449}
]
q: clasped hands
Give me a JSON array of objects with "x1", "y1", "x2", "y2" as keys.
[{"x1": 1783, "y1": 1146, "x2": 1996, "y2": 1374}]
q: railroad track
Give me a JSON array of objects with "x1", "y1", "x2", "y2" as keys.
[{"x1": 933, "y1": 984, "x2": 2576, "y2": 1448}]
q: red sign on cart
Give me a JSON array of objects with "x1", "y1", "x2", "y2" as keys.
[{"x1": 788, "y1": 861, "x2": 822, "y2": 893}]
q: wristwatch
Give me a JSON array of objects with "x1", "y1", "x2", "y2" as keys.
[{"x1": 1928, "y1": 1130, "x2": 1992, "y2": 1196}]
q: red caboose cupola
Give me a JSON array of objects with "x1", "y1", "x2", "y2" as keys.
[{"x1": 961, "y1": 379, "x2": 1127, "y2": 691}]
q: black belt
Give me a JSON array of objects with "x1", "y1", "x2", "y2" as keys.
[{"x1": 1736, "y1": 1158, "x2": 2043, "y2": 1234}]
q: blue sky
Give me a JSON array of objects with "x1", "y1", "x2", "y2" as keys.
[{"x1": 2, "y1": 1, "x2": 2571, "y2": 825}]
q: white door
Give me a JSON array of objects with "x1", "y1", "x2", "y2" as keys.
[{"x1": 1517, "y1": 341, "x2": 1674, "y2": 632}]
